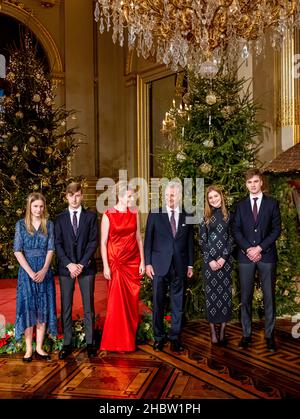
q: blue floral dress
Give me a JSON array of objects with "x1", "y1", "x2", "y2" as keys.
[{"x1": 13, "y1": 219, "x2": 57, "y2": 341}]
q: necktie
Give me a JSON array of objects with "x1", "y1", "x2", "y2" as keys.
[
  {"x1": 252, "y1": 197, "x2": 258, "y2": 222},
  {"x1": 72, "y1": 211, "x2": 78, "y2": 235},
  {"x1": 170, "y1": 210, "x2": 176, "y2": 237}
]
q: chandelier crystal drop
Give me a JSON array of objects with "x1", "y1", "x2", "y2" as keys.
[{"x1": 94, "y1": 1, "x2": 300, "y2": 77}]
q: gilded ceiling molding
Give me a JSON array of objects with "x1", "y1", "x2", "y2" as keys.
[{"x1": 0, "y1": 1, "x2": 63, "y2": 81}]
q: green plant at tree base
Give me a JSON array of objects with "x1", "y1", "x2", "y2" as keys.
[{"x1": 0, "y1": 316, "x2": 102, "y2": 355}]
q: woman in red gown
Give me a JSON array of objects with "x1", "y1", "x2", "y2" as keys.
[{"x1": 100, "y1": 181, "x2": 145, "y2": 352}]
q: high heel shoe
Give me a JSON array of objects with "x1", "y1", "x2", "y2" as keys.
[{"x1": 35, "y1": 351, "x2": 51, "y2": 361}]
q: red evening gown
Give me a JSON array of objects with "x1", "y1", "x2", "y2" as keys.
[{"x1": 100, "y1": 208, "x2": 141, "y2": 351}]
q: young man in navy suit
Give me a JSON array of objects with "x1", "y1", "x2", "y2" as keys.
[
  {"x1": 144, "y1": 181, "x2": 194, "y2": 353},
  {"x1": 55, "y1": 182, "x2": 99, "y2": 359},
  {"x1": 232, "y1": 169, "x2": 281, "y2": 351}
]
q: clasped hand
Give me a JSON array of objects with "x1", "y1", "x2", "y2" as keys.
[
  {"x1": 67, "y1": 263, "x2": 83, "y2": 279},
  {"x1": 30, "y1": 267, "x2": 47, "y2": 283},
  {"x1": 209, "y1": 257, "x2": 226, "y2": 271},
  {"x1": 246, "y1": 246, "x2": 262, "y2": 262}
]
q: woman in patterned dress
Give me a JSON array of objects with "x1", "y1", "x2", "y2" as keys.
[
  {"x1": 199, "y1": 186, "x2": 233, "y2": 346},
  {"x1": 13, "y1": 193, "x2": 57, "y2": 362}
]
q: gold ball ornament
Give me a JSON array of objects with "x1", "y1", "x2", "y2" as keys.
[
  {"x1": 42, "y1": 180, "x2": 49, "y2": 187},
  {"x1": 4, "y1": 96, "x2": 13, "y2": 106},
  {"x1": 16, "y1": 208, "x2": 23, "y2": 216},
  {"x1": 29, "y1": 136, "x2": 36, "y2": 143},
  {"x1": 15, "y1": 92, "x2": 21, "y2": 98},
  {"x1": 2, "y1": 226, "x2": 7, "y2": 232},
  {"x1": 45, "y1": 97, "x2": 53, "y2": 106},
  {"x1": 4, "y1": 199, "x2": 10, "y2": 206},
  {"x1": 15, "y1": 111, "x2": 24, "y2": 119},
  {"x1": 33, "y1": 184, "x2": 39, "y2": 190},
  {"x1": 205, "y1": 92, "x2": 217, "y2": 105},
  {"x1": 1, "y1": 134, "x2": 8, "y2": 139},
  {"x1": 203, "y1": 138, "x2": 214, "y2": 148},
  {"x1": 199, "y1": 162, "x2": 212, "y2": 174},
  {"x1": 221, "y1": 105, "x2": 233, "y2": 119},
  {"x1": 12, "y1": 145, "x2": 18, "y2": 152},
  {"x1": 33, "y1": 94, "x2": 41, "y2": 103},
  {"x1": 44, "y1": 168, "x2": 50, "y2": 174},
  {"x1": 32, "y1": 125, "x2": 37, "y2": 131},
  {"x1": 176, "y1": 151, "x2": 187, "y2": 162},
  {"x1": 45, "y1": 147, "x2": 53, "y2": 154},
  {"x1": 43, "y1": 128, "x2": 49, "y2": 135},
  {"x1": 11, "y1": 175, "x2": 16, "y2": 181},
  {"x1": 6, "y1": 72, "x2": 15, "y2": 81}
]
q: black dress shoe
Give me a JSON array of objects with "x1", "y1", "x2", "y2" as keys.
[
  {"x1": 153, "y1": 340, "x2": 164, "y2": 351},
  {"x1": 238, "y1": 336, "x2": 252, "y2": 349},
  {"x1": 219, "y1": 337, "x2": 228, "y2": 347},
  {"x1": 87, "y1": 345, "x2": 97, "y2": 358},
  {"x1": 59, "y1": 346, "x2": 72, "y2": 360},
  {"x1": 35, "y1": 351, "x2": 51, "y2": 361},
  {"x1": 170, "y1": 340, "x2": 184, "y2": 353},
  {"x1": 23, "y1": 355, "x2": 32, "y2": 363},
  {"x1": 266, "y1": 338, "x2": 276, "y2": 352}
]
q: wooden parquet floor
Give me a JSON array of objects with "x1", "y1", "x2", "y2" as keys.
[{"x1": 0, "y1": 319, "x2": 299, "y2": 400}]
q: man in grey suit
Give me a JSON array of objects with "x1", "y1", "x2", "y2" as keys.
[
  {"x1": 232, "y1": 169, "x2": 281, "y2": 351},
  {"x1": 55, "y1": 182, "x2": 99, "y2": 359}
]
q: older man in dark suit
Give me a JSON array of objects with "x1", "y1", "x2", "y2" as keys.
[
  {"x1": 144, "y1": 181, "x2": 194, "y2": 353},
  {"x1": 55, "y1": 182, "x2": 99, "y2": 359},
  {"x1": 232, "y1": 169, "x2": 281, "y2": 351}
]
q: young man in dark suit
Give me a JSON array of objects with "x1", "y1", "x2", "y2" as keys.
[
  {"x1": 144, "y1": 181, "x2": 194, "y2": 353},
  {"x1": 232, "y1": 169, "x2": 281, "y2": 351},
  {"x1": 55, "y1": 182, "x2": 99, "y2": 359}
]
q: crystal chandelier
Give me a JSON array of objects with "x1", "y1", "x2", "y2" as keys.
[{"x1": 94, "y1": 1, "x2": 300, "y2": 77}]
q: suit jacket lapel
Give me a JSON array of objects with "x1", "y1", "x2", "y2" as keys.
[
  {"x1": 257, "y1": 194, "x2": 266, "y2": 223},
  {"x1": 76, "y1": 208, "x2": 87, "y2": 239},
  {"x1": 62, "y1": 210, "x2": 75, "y2": 238},
  {"x1": 162, "y1": 209, "x2": 173, "y2": 236},
  {"x1": 175, "y1": 212, "x2": 185, "y2": 238}
]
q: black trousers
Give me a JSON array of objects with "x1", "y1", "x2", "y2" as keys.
[
  {"x1": 152, "y1": 263, "x2": 185, "y2": 341},
  {"x1": 239, "y1": 262, "x2": 276, "y2": 339},
  {"x1": 59, "y1": 274, "x2": 95, "y2": 346}
]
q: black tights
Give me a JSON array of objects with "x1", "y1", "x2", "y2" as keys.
[{"x1": 209, "y1": 322, "x2": 227, "y2": 342}]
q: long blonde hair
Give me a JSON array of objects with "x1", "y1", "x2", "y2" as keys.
[
  {"x1": 25, "y1": 193, "x2": 48, "y2": 235},
  {"x1": 204, "y1": 185, "x2": 228, "y2": 225}
]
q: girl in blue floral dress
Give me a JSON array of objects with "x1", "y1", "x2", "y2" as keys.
[{"x1": 13, "y1": 192, "x2": 57, "y2": 362}]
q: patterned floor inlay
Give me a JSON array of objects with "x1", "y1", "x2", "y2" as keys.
[{"x1": 0, "y1": 320, "x2": 299, "y2": 399}]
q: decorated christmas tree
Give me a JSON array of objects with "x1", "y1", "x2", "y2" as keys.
[
  {"x1": 0, "y1": 35, "x2": 80, "y2": 278},
  {"x1": 149, "y1": 70, "x2": 299, "y2": 319}
]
